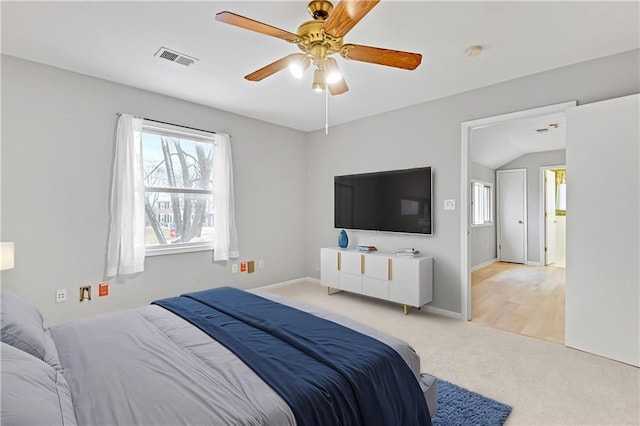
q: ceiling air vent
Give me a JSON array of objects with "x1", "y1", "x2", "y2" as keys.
[{"x1": 154, "y1": 47, "x2": 198, "y2": 67}]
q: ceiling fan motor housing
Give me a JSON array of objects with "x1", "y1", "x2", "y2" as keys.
[
  {"x1": 308, "y1": 0, "x2": 333, "y2": 20},
  {"x1": 296, "y1": 20, "x2": 343, "y2": 66}
]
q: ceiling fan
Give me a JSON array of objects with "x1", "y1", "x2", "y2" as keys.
[{"x1": 215, "y1": 0, "x2": 422, "y2": 95}]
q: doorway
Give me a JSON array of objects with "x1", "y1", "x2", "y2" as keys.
[
  {"x1": 542, "y1": 166, "x2": 566, "y2": 268},
  {"x1": 460, "y1": 101, "x2": 576, "y2": 330}
]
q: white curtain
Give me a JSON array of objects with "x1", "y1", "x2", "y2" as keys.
[
  {"x1": 106, "y1": 114, "x2": 145, "y2": 276},
  {"x1": 213, "y1": 133, "x2": 240, "y2": 261}
]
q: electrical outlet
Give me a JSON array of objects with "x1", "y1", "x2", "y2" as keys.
[
  {"x1": 258, "y1": 259, "x2": 265, "y2": 269},
  {"x1": 444, "y1": 199, "x2": 456, "y2": 210},
  {"x1": 232, "y1": 264, "x2": 238, "y2": 273},
  {"x1": 56, "y1": 289, "x2": 67, "y2": 303}
]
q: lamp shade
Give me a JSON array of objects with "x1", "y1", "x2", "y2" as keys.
[{"x1": 0, "y1": 242, "x2": 15, "y2": 270}]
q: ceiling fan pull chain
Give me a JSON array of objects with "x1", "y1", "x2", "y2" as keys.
[{"x1": 325, "y1": 86, "x2": 329, "y2": 135}]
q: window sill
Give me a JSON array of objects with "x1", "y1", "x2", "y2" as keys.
[
  {"x1": 145, "y1": 243, "x2": 214, "y2": 257},
  {"x1": 471, "y1": 223, "x2": 494, "y2": 228}
]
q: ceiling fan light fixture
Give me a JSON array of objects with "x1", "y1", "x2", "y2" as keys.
[
  {"x1": 288, "y1": 54, "x2": 310, "y2": 79},
  {"x1": 312, "y1": 67, "x2": 327, "y2": 92},
  {"x1": 324, "y1": 57, "x2": 342, "y2": 84}
]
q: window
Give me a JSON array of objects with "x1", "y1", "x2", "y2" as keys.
[
  {"x1": 471, "y1": 180, "x2": 493, "y2": 226},
  {"x1": 108, "y1": 113, "x2": 237, "y2": 277},
  {"x1": 141, "y1": 120, "x2": 215, "y2": 255}
]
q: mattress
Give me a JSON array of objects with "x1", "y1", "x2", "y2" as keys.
[{"x1": 46, "y1": 289, "x2": 434, "y2": 425}]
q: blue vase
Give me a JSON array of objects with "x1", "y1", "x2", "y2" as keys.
[{"x1": 338, "y1": 229, "x2": 348, "y2": 248}]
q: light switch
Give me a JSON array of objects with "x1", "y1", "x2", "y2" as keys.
[{"x1": 444, "y1": 199, "x2": 456, "y2": 210}]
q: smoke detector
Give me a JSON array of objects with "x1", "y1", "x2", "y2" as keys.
[
  {"x1": 154, "y1": 47, "x2": 198, "y2": 67},
  {"x1": 465, "y1": 45, "x2": 483, "y2": 57}
]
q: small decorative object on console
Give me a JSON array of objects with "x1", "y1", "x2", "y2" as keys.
[
  {"x1": 396, "y1": 248, "x2": 420, "y2": 257},
  {"x1": 338, "y1": 229, "x2": 349, "y2": 248},
  {"x1": 357, "y1": 245, "x2": 377, "y2": 252}
]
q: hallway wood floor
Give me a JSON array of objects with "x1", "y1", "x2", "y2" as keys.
[{"x1": 471, "y1": 262, "x2": 565, "y2": 344}]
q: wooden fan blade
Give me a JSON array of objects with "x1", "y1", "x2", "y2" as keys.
[
  {"x1": 329, "y1": 77, "x2": 349, "y2": 96},
  {"x1": 341, "y1": 44, "x2": 422, "y2": 70},
  {"x1": 323, "y1": 0, "x2": 380, "y2": 38},
  {"x1": 216, "y1": 11, "x2": 298, "y2": 42},
  {"x1": 245, "y1": 54, "x2": 298, "y2": 81}
]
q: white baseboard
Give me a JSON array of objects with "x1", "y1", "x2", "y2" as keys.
[
  {"x1": 256, "y1": 277, "x2": 462, "y2": 320},
  {"x1": 253, "y1": 277, "x2": 319, "y2": 291},
  {"x1": 471, "y1": 258, "x2": 497, "y2": 272},
  {"x1": 526, "y1": 261, "x2": 543, "y2": 266},
  {"x1": 421, "y1": 305, "x2": 463, "y2": 319}
]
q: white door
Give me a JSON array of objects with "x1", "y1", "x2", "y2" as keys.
[
  {"x1": 497, "y1": 169, "x2": 526, "y2": 263},
  {"x1": 544, "y1": 169, "x2": 558, "y2": 265},
  {"x1": 565, "y1": 94, "x2": 639, "y2": 366}
]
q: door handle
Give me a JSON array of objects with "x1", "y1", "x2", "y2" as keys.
[{"x1": 518, "y1": 220, "x2": 523, "y2": 224}]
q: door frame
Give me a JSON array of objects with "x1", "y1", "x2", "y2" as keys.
[
  {"x1": 460, "y1": 101, "x2": 576, "y2": 321},
  {"x1": 539, "y1": 164, "x2": 566, "y2": 266},
  {"x1": 496, "y1": 168, "x2": 528, "y2": 264}
]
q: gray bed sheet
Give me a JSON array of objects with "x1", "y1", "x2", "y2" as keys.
[{"x1": 50, "y1": 289, "x2": 424, "y2": 426}]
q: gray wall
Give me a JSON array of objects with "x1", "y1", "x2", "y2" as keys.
[
  {"x1": 305, "y1": 49, "x2": 639, "y2": 314},
  {"x1": 470, "y1": 162, "x2": 496, "y2": 268},
  {"x1": 2, "y1": 50, "x2": 639, "y2": 321},
  {"x1": 499, "y1": 150, "x2": 566, "y2": 264},
  {"x1": 1, "y1": 55, "x2": 308, "y2": 325}
]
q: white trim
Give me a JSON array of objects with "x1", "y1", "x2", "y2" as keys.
[
  {"x1": 253, "y1": 277, "x2": 318, "y2": 291},
  {"x1": 255, "y1": 277, "x2": 461, "y2": 319},
  {"x1": 460, "y1": 101, "x2": 576, "y2": 321},
  {"x1": 471, "y1": 258, "x2": 498, "y2": 272},
  {"x1": 145, "y1": 243, "x2": 213, "y2": 257},
  {"x1": 539, "y1": 164, "x2": 566, "y2": 267},
  {"x1": 421, "y1": 305, "x2": 463, "y2": 319},
  {"x1": 526, "y1": 261, "x2": 544, "y2": 266},
  {"x1": 142, "y1": 121, "x2": 216, "y2": 142}
]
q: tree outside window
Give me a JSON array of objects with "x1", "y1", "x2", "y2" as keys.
[{"x1": 141, "y1": 123, "x2": 215, "y2": 252}]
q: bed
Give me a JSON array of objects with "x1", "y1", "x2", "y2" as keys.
[{"x1": 1, "y1": 286, "x2": 437, "y2": 425}]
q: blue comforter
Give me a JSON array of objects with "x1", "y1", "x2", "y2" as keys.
[{"x1": 153, "y1": 287, "x2": 431, "y2": 426}]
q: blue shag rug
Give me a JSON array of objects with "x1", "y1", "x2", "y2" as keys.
[{"x1": 431, "y1": 380, "x2": 512, "y2": 426}]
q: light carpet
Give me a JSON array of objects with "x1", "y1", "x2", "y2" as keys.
[{"x1": 265, "y1": 281, "x2": 640, "y2": 425}]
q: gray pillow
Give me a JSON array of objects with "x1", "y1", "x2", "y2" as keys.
[
  {"x1": 0, "y1": 342, "x2": 77, "y2": 425},
  {"x1": 0, "y1": 289, "x2": 61, "y2": 368}
]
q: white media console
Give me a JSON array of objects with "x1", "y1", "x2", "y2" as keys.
[{"x1": 320, "y1": 248, "x2": 433, "y2": 314}]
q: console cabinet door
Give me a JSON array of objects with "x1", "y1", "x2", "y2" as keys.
[
  {"x1": 364, "y1": 255, "x2": 390, "y2": 280},
  {"x1": 362, "y1": 256, "x2": 390, "y2": 299},
  {"x1": 340, "y1": 272, "x2": 363, "y2": 294},
  {"x1": 340, "y1": 251, "x2": 363, "y2": 275},
  {"x1": 389, "y1": 257, "x2": 433, "y2": 307},
  {"x1": 320, "y1": 248, "x2": 340, "y2": 288}
]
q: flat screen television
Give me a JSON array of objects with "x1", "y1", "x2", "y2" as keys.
[{"x1": 334, "y1": 167, "x2": 432, "y2": 235}]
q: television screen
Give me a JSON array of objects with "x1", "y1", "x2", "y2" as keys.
[{"x1": 334, "y1": 167, "x2": 432, "y2": 235}]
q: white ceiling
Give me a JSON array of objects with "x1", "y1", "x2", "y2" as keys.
[
  {"x1": 471, "y1": 112, "x2": 567, "y2": 169},
  {"x1": 1, "y1": 1, "x2": 638, "y2": 132}
]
